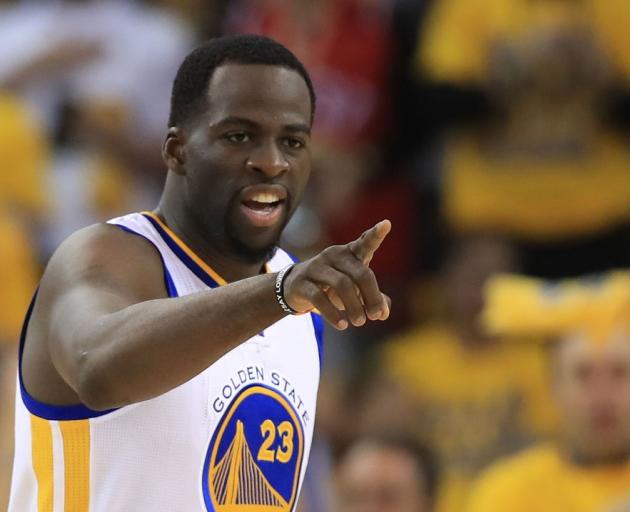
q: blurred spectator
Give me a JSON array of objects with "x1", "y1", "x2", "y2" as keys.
[
  {"x1": 335, "y1": 434, "x2": 439, "y2": 512},
  {"x1": 416, "y1": 0, "x2": 630, "y2": 277},
  {"x1": 0, "y1": 90, "x2": 47, "y2": 511},
  {"x1": 361, "y1": 236, "x2": 557, "y2": 512},
  {"x1": 0, "y1": 0, "x2": 193, "y2": 253},
  {"x1": 468, "y1": 271, "x2": 630, "y2": 511},
  {"x1": 297, "y1": 433, "x2": 335, "y2": 512},
  {"x1": 0, "y1": 89, "x2": 48, "y2": 234},
  {"x1": 468, "y1": 333, "x2": 630, "y2": 512},
  {"x1": 158, "y1": 0, "x2": 230, "y2": 38},
  {"x1": 225, "y1": 0, "x2": 393, "y2": 150}
]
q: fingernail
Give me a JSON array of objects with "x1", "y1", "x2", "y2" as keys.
[{"x1": 338, "y1": 320, "x2": 348, "y2": 330}]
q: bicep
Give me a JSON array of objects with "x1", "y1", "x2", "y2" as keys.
[
  {"x1": 39, "y1": 224, "x2": 166, "y2": 386},
  {"x1": 48, "y1": 280, "x2": 137, "y2": 378}
]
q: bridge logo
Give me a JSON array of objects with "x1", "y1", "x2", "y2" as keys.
[{"x1": 202, "y1": 384, "x2": 304, "y2": 511}]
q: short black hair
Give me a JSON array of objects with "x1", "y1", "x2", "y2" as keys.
[
  {"x1": 341, "y1": 433, "x2": 440, "y2": 505},
  {"x1": 168, "y1": 34, "x2": 316, "y2": 128}
]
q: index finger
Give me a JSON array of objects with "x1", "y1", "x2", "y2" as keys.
[{"x1": 348, "y1": 219, "x2": 391, "y2": 265}]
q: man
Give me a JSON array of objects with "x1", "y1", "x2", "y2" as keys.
[
  {"x1": 467, "y1": 273, "x2": 630, "y2": 512},
  {"x1": 335, "y1": 434, "x2": 438, "y2": 512},
  {"x1": 8, "y1": 35, "x2": 391, "y2": 512},
  {"x1": 360, "y1": 237, "x2": 555, "y2": 512}
]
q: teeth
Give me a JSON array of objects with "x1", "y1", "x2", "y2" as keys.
[{"x1": 251, "y1": 192, "x2": 280, "y2": 204}]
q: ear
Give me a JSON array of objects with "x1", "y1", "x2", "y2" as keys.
[{"x1": 162, "y1": 127, "x2": 186, "y2": 175}]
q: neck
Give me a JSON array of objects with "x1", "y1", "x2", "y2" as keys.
[{"x1": 155, "y1": 193, "x2": 266, "y2": 283}]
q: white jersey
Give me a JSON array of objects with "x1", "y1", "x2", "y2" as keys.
[{"x1": 9, "y1": 211, "x2": 324, "y2": 512}]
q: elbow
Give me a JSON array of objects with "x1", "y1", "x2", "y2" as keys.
[{"x1": 75, "y1": 350, "x2": 124, "y2": 411}]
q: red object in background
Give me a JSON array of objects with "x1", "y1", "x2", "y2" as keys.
[
  {"x1": 327, "y1": 177, "x2": 417, "y2": 282},
  {"x1": 225, "y1": 0, "x2": 393, "y2": 148}
]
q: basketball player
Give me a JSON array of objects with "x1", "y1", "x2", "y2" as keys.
[{"x1": 8, "y1": 35, "x2": 391, "y2": 511}]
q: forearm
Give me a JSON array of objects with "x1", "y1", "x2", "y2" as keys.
[{"x1": 62, "y1": 273, "x2": 286, "y2": 409}]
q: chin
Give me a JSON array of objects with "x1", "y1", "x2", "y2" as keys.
[
  {"x1": 228, "y1": 233, "x2": 279, "y2": 264},
  {"x1": 578, "y1": 440, "x2": 630, "y2": 465},
  {"x1": 227, "y1": 219, "x2": 286, "y2": 264}
]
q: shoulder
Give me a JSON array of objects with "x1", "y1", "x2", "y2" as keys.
[
  {"x1": 39, "y1": 221, "x2": 167, "y2": 302},
  {"x1": 467, "y1": 444, "x2": 560, "y2": 512}
]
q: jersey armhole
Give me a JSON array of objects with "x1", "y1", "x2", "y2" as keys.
[
  {"x1": 18, "y1": 291, "x2": 120, "y2": 420},
  {"x1": 19, "y1": 224, "x2": 179, "y2": 421}
]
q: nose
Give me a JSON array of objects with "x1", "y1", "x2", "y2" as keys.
[{"x1": 246, "y1": 139, "x2": 289, "y2": 178}]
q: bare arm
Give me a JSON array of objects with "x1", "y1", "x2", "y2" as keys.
[{"x1": 29, "y1": 220, "x2": 390, "y2": 411}]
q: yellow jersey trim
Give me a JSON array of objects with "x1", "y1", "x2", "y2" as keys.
[
  {"x1": 31, "y1": 415, "x2": 54, "y2": 512},
  {"x1": 142, "y1": 211, "x2": 228, "y2": 286}
]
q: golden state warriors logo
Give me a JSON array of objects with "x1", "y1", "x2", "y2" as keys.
[{"x1": 202, "y1": 384, "x2": 304, "y2": 511}]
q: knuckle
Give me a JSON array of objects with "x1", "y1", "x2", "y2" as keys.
[
  {"x1": 321, "y1": 245, "x2": 341, "y2": 258},
  {"x1": 314, "y1": 288, "x2": 327, "y2": 301},
  {"x1": 333, "y1": 274, "x2": 353, "y2": 292},
  {"x1": 303, "y1": 286, "x2": 318, "y2": 301},
  {"x1": 355, "y1": 265, "x2": 373, "y2": 283}
]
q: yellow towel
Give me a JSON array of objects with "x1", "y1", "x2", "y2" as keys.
[{"x1": 483, "y1": 271, "x2": 630, "y2": 344}]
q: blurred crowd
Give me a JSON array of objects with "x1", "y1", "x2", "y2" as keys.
[{"x1": 2, "y1": 0, "x2": 630, "y2": 511}]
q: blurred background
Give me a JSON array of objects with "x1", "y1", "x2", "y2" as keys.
[{"x1": 2, "y1": 0, "x2": 630, "y2": 511}]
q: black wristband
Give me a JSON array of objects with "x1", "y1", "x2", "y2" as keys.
[{"x1": 275, "y1": 264, "x2": 298, "y2": 315}]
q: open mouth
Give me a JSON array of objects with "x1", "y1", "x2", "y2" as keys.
[
  {"x1": 243, "y1": 192, "x2": 284, "y2": 212},
  {"x1": 239, "y1": 188, "x2": 288, "y2": 227}
]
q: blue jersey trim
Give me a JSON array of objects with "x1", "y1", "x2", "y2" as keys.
[
  {"x1": 142, "y1": 213, "x2": 221, "y2": 289},
  {"x1": 284, "y1": 250, "x2": 300, "y2": 265},
  {"x1": 110, "y1": 223, "x2": 179, "y2": 298},
  {"x1": 18, "y1": 291, "x2": 119, "y2": 420},
  {"x1": 284, "y1": 251, "x2": 325, "y2": 371},
  {"x1": 310, "y1": 312, "x2": 325, "y2": 371}
]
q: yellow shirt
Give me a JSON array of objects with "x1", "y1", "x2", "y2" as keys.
[
  {"x1": 382, "y1": 324, "x2": 557, "y2": 512},
  {"x1": 0, "y1": 210, "x2": 38, "y2": 343},
  {"x1": 418, "y1": 0, "x2": 630, "y2": 85},
  {"x1": 467, "y1": 444, "x2": 630, "y2": 512},
  {"x1": 0, "y1": 92, "x2": 48, "y2": 218},
  {"x1": 417, "y1": 1, "x2": 630, "y2": 239},
  {"x1": 0, "y1": 92, "x2": 47, "y2": 342},
  {"x1": 443, "y1": 133, "x2": 630, "y2": 239}
]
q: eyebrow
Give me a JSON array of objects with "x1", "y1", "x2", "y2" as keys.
[
  {"x1": 209, "y1": 116, "x2": 311, "y2": 135},
  {"x1": 284, "y1": 123, "x2": 311, "y2": 135}
]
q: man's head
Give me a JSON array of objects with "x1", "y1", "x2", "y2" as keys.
[
  {"x1": 553, "y1": 330, "x2": 630, "y2": 464},
  {"x1": 162, "y1": 35, "x2": 316, "y2": 264},
  {"x1": 335, "y1": 435, "x2": 438, "y2": 512}
]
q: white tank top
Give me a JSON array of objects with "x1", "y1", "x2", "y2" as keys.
[{"x1": 9, "y1": 211, "x2": 323, "y2": 512}]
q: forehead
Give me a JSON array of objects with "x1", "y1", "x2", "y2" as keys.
[
  {"x1": 557, "y1": 331, "x2": 630, "y2": 369},
  {"x1": 204, "y1": 63, "x2": 311, "y2": 125},
  {"x1": 341, "y1": 444, "x2": 420, "y2": 485}
]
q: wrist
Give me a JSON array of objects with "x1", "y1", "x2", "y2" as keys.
[{"x1": 275, "y1": 264, "x2": 298, "y2": 315}]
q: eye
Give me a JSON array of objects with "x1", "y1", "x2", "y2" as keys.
[
  {"x1": 224, "y1": 132, "x2": 251, "y2": 144},
  {"x1": 283, "y1": 137, "x2": 305, "y2": 149},
  {"x1": 573, "y1": 363, "x2": 594, "y2": 384}
]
